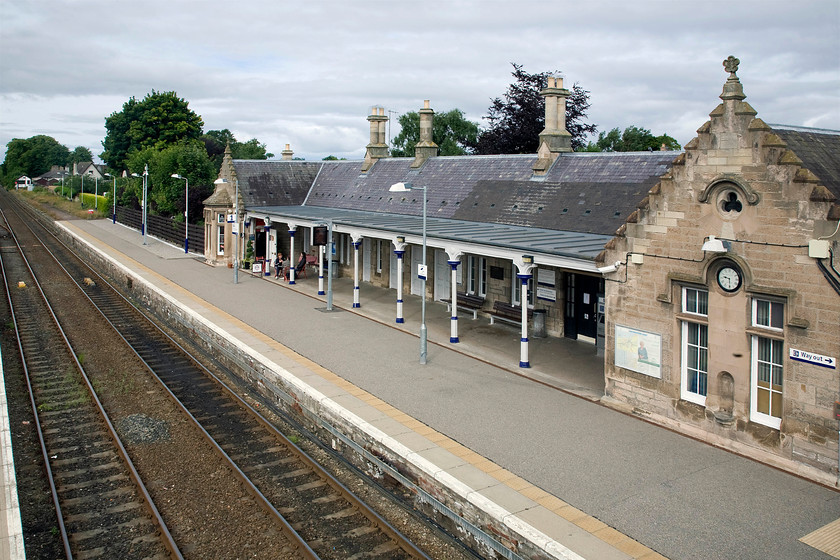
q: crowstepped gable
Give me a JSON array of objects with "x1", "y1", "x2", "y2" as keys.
[{"x1": 601, "y1": 56, "x2": 840, "y2": 484}]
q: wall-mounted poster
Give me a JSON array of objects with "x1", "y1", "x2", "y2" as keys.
[{"x1": 615, "y1": 325, "x2": 661, "y2": 378}]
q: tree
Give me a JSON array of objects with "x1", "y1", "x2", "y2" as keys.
[
  {"x1": 67, "y1": 146, "x2": 93, "y2": 166},
  {"x1": 201, "y1": 129, "x2": 274, "y2": 172},
  {"x1": 125, "y1": 142, "x2": 214, "y2": 222},
  {"x1": 474, "y1": 63, "x2": 597, "y2": 154},
  {"x1": 1, "y1": 135, "x2": 70, "y2": 185},
  {"x1": 101, "y1": 91, "x2": 204, "y2": 171},
  {"x1": 585, "y1": 126, "x2": 681, "y2": 152},
  {"x1": 390, "y1": 109, "x2": 479, "y2": 157}
]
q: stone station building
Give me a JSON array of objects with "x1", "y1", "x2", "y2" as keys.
[{"x1": 203, "y1": 58, "x2": 840, "y2": 483}]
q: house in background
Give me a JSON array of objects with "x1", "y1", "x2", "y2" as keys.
[{"x1": 203, "y1": 58, "x2": 840, "y2": 483}]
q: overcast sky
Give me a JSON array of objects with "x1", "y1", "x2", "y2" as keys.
[{"x1": 1, "y1": 0, "x2": 838, "y2": 165}]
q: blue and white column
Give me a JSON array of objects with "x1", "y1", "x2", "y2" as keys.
[
  {"x1": 264, "y1": 219, "x2": 272, "y2": 275},
  {"x1": 518, "y1": 273, "x2": 532, "y2": 367},
  {"x1": 393, "y1": 237, "x2": 406, "y2": 324},
  {"x1": 449, "y1": 259, "x2": 461, "y2": 343},
  {"x1": 318, "y1": 245, "x2": 325, "y2": 295},
  {"x1": 352, "y1": 236, "x2": 362, "y2": 308},
  {"x1": 288, "y1": 227, "x2": 297, "y2": 284}
]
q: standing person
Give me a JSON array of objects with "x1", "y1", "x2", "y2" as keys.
[{"x1": 274, "y1": 253, "x2": 283, "y2": 278}]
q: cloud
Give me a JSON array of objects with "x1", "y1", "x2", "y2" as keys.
[{"x1": 1, "y1": 0, "x2": 837, "y2": 162}]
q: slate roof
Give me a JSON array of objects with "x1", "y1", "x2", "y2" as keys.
[
  {"x1": 771, "y1": 125, "x2": 840, "y2": 199},
  {"x1": 304, "y1": 151, "x2": 677, "y2": 236},
  {"x1": 233, "y1": 160, "x2": 322, "y2": 208}
]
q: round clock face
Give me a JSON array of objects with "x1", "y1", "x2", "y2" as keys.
[{"x1": 717, "y1": 266, "x2": 742, "y2": 292}]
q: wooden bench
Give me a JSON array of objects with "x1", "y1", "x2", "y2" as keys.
[
  {"x1": 441, "y1": 292, "x2": 485, "y2": 320},
  {"x1": 488, "y1": 301, "x2": 533, "y2": 326}
]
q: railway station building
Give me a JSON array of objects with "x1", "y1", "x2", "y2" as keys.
[{"x1": 203, "y1": 58, "x2": 840, "y2": 482}]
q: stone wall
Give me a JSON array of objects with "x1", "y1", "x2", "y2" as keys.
[{"x1": 601, "y1": 65, "x2": 840, "y2": 485}]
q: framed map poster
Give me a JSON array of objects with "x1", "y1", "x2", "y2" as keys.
[{"x1": 615, "y1": 325, "x2": 661, "y2": 378}]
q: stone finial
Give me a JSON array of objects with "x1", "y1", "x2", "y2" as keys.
[
  {"x1": 720, "y1": 55, "x2": 746, "y2": 101},
  {"x1": 723, "y1": 55, "x2": 740, "y2": 76}
]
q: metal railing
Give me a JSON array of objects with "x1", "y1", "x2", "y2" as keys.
[{"x1": 116, "y1": 207, "x2": 204, "y2": 253}]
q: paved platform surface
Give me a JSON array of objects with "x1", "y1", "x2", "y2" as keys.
[{"x1": 5, "y1": 217, "x2": 839, "y2": 560}]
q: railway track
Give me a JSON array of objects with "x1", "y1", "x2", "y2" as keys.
[
  {"x1": 0, "y1": 205, "x2": 179, "y2": 558},
  {"x1": 1, "y1": 190, "x2": 441, "y2": 559}
]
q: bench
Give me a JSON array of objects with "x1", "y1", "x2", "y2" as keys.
[
  {"x1": 488, "y1": 301, "x2": 533, "y2": 326},
  {"x1": 441, "y1": 292, "x2": 485, "y2": 320}
]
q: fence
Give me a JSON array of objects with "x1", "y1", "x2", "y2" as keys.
[{"x1": 116, "y1": 206, "x2": 204, "y2": 254}]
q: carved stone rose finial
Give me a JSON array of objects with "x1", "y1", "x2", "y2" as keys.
[{"x1": 723, "y1": 55, "x2": 740, "y2": 76}]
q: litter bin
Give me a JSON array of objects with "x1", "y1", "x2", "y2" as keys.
[{"x1": 532, "y1": 309, "x2": 547, "y2": 338}]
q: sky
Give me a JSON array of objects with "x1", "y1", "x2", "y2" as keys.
[{"x1": 1, "y1": 0, "x2": 838, "y2": 165}]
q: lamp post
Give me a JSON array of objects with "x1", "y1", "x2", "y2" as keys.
[
  {"x1": 131, "y1": 165, "x2": 149, "y2": 244},
  {"x1": 104, "y1": 173, "x2": 117, "y2": 223},
  {"x1": 80, "y1": 174, "x2": 84, "y2": 206},
  {"x1": 214, "y1": 178, "x2": 240, "y2": 284},
  {"x1": 171, "y1": 174, "x2": 189, "y2": 253},
  {"x1": 389, "y1": 182, "x2": 427, "y2": 364}
]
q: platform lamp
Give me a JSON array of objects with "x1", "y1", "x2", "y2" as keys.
[
  {"x1": 104, "y1": 172, "x2": 116, "y2": 223},
  {"x1": 131, "y1": 165, "x2": 149, "y2": 245},
  {"x1": 214, "y1": 178, "x2": 240, "y2": 284},
  {"x1": 171, "y1": 174, "x2": 189, "y2": 253},
  {"x1": 389, "y1": 182, "x2": 428, "y2": 364}
]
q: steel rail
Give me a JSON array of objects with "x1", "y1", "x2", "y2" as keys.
[
  {"x1": 11, "y1": 192, "x2": 432, "y2": 560},
  {"x1": 0, "y1": 202, "x2": 183, "y2": 560}
]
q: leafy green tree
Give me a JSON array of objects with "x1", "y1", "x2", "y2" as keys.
[
  {"x1": 322, "y1": 155, "x2": 347, "y2": 161},
  {"x1": 125, "y1": 142, "x2": 214, "y2": 221},
  {"x1": 390, "y1": 109, "x2": 479, "y2": 157},
  {"x1": 474, "y1": 63, "x2": 597, "y2": 154},
  {"x1": 201, "y1": 129, "x2": 273, "y2": 171},
  {"x1": 102, "y1": 91, "x2": 204, "y2": 171},
  {"x1": 1, "y1": 135, "x2": 70, "y2": 185},
  {"x1": 585, "y1": 126, "x2": 681, "y2": 152},
  {"x1": 67, "y1": 146, "x2": 93, "y2": 166}
]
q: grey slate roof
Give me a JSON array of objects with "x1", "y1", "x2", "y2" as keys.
[
  {"x1": 771, "y1": 125, "x2": 840, "y2": 199},
  {"x1": 304, "y1": 151, "x2": 677, "y2": 236},
  {"x1": 233, "y1": 160, "x2": 321, "y2": 208}
]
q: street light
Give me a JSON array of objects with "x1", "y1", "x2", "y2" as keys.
[
  {"x1": 171, "y1": 174, "x2": 189, "y2": 253},
  {"x1": 104, "y1": 172, "x2": 117, "y2": 223},
  {"x1": 214, "y1": 177, "x2": 240, "y2": 284},
  {"x1": 80, "y1": 173, "x2": 84, "y2": 206},
  {"x1": 131, "y1": 164, "x2": 149, "y2": 244},
  {"x1": 389, "y1": 181, "x2": 428, "y2": 364}
]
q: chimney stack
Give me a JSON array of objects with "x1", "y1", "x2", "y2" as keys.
[
  {"x1": 412, "y1": 99, "x2": 438, "y2": 168},
  {"x1": 533, "y1": 76, "x2": 572, "y2": 174},
  {"x1": 362, "y1": 106, "x2": 389, "y2": 172},
  {"x1": 281, "y1": 143, "x2": 294, "y2": 160}
]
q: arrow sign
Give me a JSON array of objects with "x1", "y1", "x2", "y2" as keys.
[{"x1": 790, "y1": 348, "x2": 836, "y2": 369}]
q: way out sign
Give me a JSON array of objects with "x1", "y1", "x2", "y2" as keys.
[
  {"x1": 790, "y1": 348, "x2": 836, "y2": 369},
  {"x1": 417, "y1": 264, "x2": 427, "y2": 281}
]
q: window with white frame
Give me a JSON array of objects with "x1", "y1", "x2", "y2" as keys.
[
  {"x1": 750, "y1": 298, "x2": 784, "y2": 429},
  {"x1": 467, "y1": 256, "x2": 487, "y2": 297},
  {"x1": 680, "y1": 287, "x2": 708, "y2": 405},
  {"x1": 511, "y1": 265, "x2": 536, "y2": 307},
  {"x1": 217, "y1": 215, "x2": 225, "y2": 255}
]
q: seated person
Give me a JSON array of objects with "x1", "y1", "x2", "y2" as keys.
[{"x1": 294, "y1": 251, "x2": 307, "y2": 276}]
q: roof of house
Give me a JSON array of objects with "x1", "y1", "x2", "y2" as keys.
[
  {"x1": 771, "y1": 125, "x2": 840, "y2": 199},
  {"x1": 302, "y1": 151, "x2": 678, "y2": 236},
  {"x1": 233, "y1": 160, "x2": 322, "y2": 208}
]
